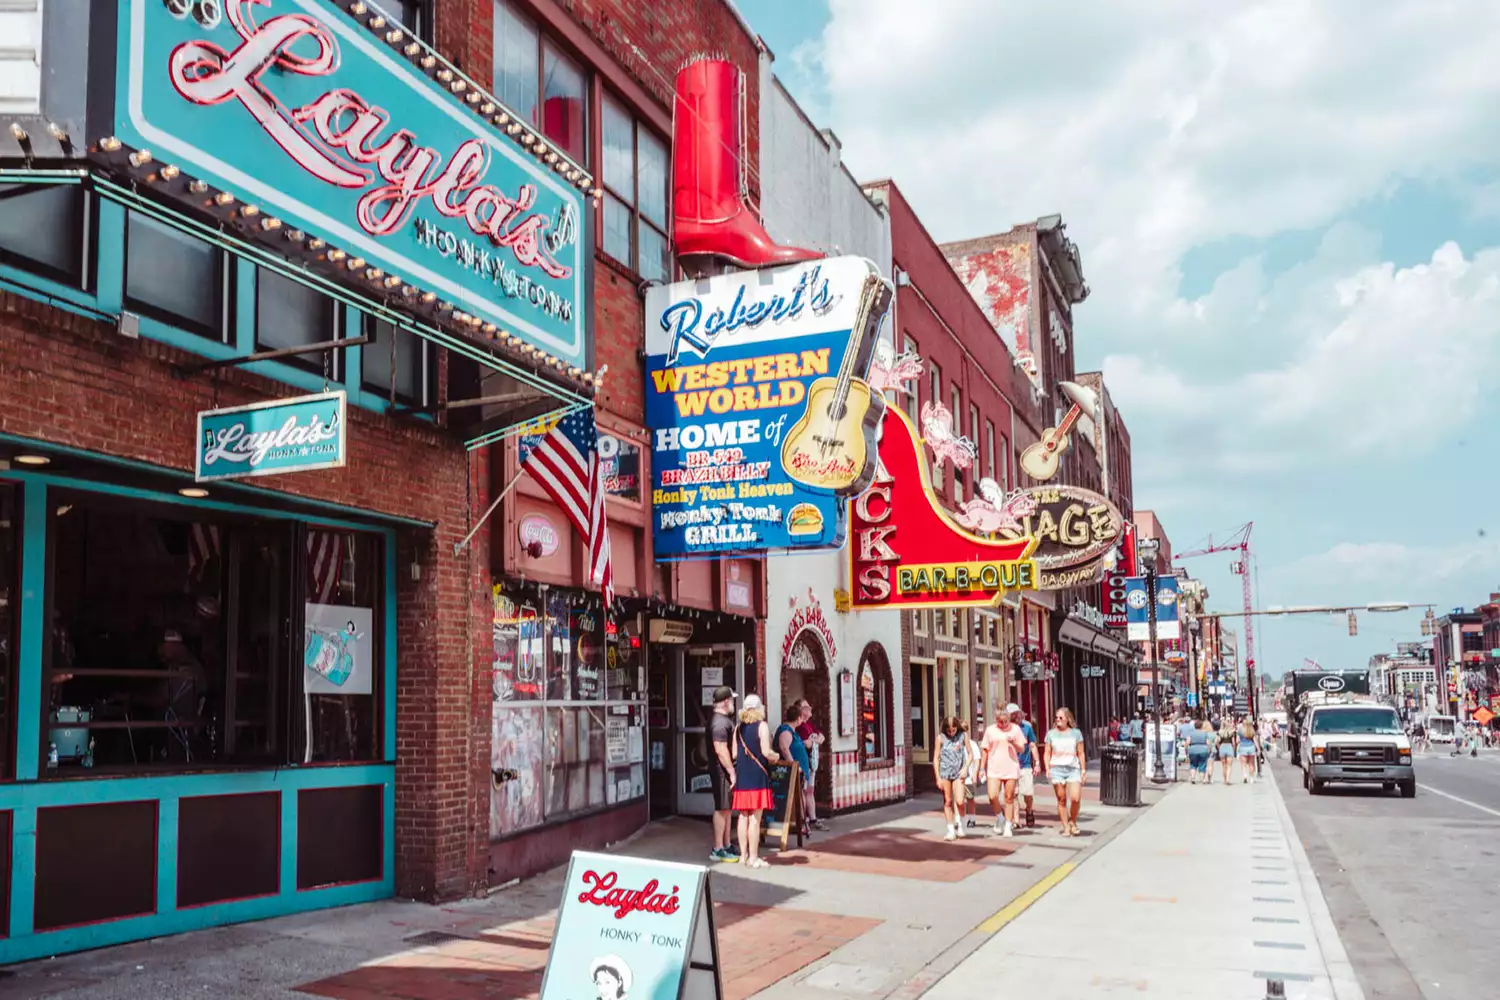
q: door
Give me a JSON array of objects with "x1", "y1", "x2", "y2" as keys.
[
  {"x1": 910, "y1": 662, "x2": 933, "y2": 764},
  {"x1": 675, "y1": 644, "x2": 744, "y2": 816}
]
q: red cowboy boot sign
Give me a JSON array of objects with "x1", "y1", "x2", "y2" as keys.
[
  {"x1": 672, "y1": 59, "x2": 822, "y2": 269},
  {"x1": 848, "y1": 407, "x2": 1038, "y2": 610}
]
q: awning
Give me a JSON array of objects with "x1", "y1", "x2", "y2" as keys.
[{"x1": 1058, "y1": 615, "x2": 1128, "y2": 660}]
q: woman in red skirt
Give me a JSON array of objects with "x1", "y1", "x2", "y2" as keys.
[{"x1": 732, "y1": 694, "x2": 782, "y2": 868}]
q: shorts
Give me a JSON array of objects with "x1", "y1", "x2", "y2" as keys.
[
  {"x1": 1187, "y1": 748, "x2": 1210, "y2": 771},
  {"x1": 1238, "y1": 740, "x2": 1257, "y2": 757},
  {"x1": 1218, "y1": 745, "x2": 1234, "y2": 760},
  {"x1": 1050, "y1": 763, "x2": 1082, "y2": 786},
  {"x1": 709, "y1": 766, "x2": 734, "y2": 812},
  {"x1": 1017, "y1": 771, "x2": 1035, "y2": 797}
]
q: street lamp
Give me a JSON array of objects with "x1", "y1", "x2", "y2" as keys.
[{"x1": 1137, "y1": 537, "x2": 1169, "y2": 784}]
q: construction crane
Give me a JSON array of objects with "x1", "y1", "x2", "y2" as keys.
[{"x1": 1175, "y1": 522, "x2": 1257, "y2": 714}]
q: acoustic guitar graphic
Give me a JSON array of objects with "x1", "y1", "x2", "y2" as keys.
[
  {"x1": 780, "y1": 272, "x2": 894, "y2": 495},
  {"x1": 1017, "y1": 380, "x2": 1097, "y2": 482}
]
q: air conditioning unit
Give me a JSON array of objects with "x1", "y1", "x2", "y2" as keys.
[{"x1": 648, "y1": 619, "x2": 695, "y2": 644}]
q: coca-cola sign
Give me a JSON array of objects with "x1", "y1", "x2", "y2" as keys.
[
  {"x1": 102, "y1": 0, "x2": 589, "y2": 367},
  {"x1": 518, "y1": 513, "x2": 560, "y2": 557}
]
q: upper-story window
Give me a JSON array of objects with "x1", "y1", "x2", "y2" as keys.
[
  {"x1": 386, "y1": 0, "x2": 430, "y2": 39},
  {"x1": 493, "y1": 0, "x2": 588, "y2": 164},
  {"x1": 950, "y1": 384, "x2": 963, "y2": 502},
  {"x1": 927, "y1": 363, "x2": 943, "y2": 492},
  {"x1": 256, "y1": 267, "x2": 342, "y2": 377},
  {"x1": 126, "y1": 211, "x2": 228, "y2": 343},
  {"x1": 601, "y1": 93, "x2": 670, "y2": 281},
  {"x1": 902, "y1": 334, "x2": 920, "y2": 422},
  {"x1": 0, "y1": 183, "x2": 90, "y2": 288}
]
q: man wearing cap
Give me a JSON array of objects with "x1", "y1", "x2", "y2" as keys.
[
  {"x1": 708, "y1": 686, "x2": 740, "y2": 862},
  {"x1": 1010, "y1": 704, "x2": 1041, "y2": 828}
]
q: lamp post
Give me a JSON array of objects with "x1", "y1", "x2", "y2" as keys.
[{"x1": 1138, "y1": 537, "x2": 1169, "y2": 784}]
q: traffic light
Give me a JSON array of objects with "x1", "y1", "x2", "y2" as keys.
[{"x1": 1347, "y1": 611, "x2": 1358, "y2": 636}]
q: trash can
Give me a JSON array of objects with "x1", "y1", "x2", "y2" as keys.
[{"x1": 1100, "y1": 744, "x2": 1142, "y2": 807}]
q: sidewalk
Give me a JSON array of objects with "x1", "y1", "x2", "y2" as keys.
[
  {"x1": 0, "y1": 777, "x2": 1162, "y2": 1000},
  {"x1": 924, "y1": 768, "x2": 1364, "y2": 1000}
]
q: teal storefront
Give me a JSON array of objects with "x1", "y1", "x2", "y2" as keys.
[{"x1": 0, "y1": 0, "x2": 596, "y2": 963}]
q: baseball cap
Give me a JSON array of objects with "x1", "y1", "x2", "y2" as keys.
[
  {"x1": 712, "y1": 685, "x2": 736, "y2": 704},
  {"x1": 1005, "y1": 703, "x2": 1022, "y2": 715},
  {"x1": 742, "y1": 693, "x2": 764, "y2": 711}
]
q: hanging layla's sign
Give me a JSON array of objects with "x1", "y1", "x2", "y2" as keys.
[
  {"x1": 847, "y1": 407, "x2": 1037, "y2": 610},
  {"x1": 103, "y1": 0, "x2": 588, "y2": 367},
  {"x1": 645, "y1": 256, "x2": 892, "y2": 558},
  {"x1": 196, "y1": 390, "x2": 346, "y2": 481}
]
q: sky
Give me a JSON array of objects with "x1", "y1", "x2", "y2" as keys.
[{"x1": 740, "y1": 0, "x2": 1500, "y2": 679}]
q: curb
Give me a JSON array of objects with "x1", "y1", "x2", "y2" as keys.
[
  {"x1": 1267, "y1": 766, "x2": 1368, "y2": 1000},
  {"x1": 881, "y1": 783, "x2": 1175, "y2": 1000}
]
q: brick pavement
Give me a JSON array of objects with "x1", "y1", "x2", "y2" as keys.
[{"x1": 297, "y1": 904, "x2": 879, "y2": 1000}]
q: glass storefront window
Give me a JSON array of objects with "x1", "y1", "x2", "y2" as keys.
[
  {"x1": 491, "y1": 588, "x2": 645, "y2": 839},
  {"x1": 0, "y1": 482, "x2": 17, "y2": 778},
  {"x1": 42, "y1": 491, "x2": 383, "y2": 774}
]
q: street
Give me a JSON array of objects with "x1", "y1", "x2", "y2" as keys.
[{"x1": 1271, "y1": 751, "x2": 1500, "y2": 999}]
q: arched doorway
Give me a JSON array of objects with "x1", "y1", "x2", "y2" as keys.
[
  {"x1": 856, "y1": 643, "x2": 896, "y2": 765},
  {"x1": 781, "y1": 630, "x2": 831, "y2": 807}
]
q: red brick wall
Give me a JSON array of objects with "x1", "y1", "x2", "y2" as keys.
[{"x1": 0, "y1": 292, "x2": 492, "y2": 902}]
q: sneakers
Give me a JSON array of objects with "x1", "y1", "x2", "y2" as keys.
[
  {"x1": 993, "y1": 819, "x2": 1004, "y2": 834},
  {"x1": 712, "y1": 847, "x2": 740, "y2": 863},
  {"x1": 1002, "y1": 821, "x2": 1014, "y2": 838},
  {"x1": 943, "y1": 826, "x2": 957, "y2": 841},
  {"x1": 956, "y1": 821, "x2": 966, "y2": 838},
  {"x1": 966, "y1": 818, "x2": 977, "y2": 828}
]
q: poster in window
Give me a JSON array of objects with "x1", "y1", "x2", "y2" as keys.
[
  {"x1": 491, "y1": 706, "x2": 545, "y2": 836},
  {"x1": 837, "y1": 670, "x2": 856, "y2": 736},
  {"x1": 598, "y1": 433, "x2": 641, "y2": 501},
  {"x1": 304, "y1": 604, "x2": 374, "y2": 695},
  {"x1": 571, "y1": 609, "x2": 604, "y2": 700},
  {"x1": 606, "y1": 717, "x2": 630, "y2": 766},
  {"x1": 860, "y1": 665, "x2": 878, "y2": 758}
]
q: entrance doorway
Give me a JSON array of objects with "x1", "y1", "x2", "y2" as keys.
[
  {"x1": 781, "y1": 632, "x2": 830, "y2": 804},
  {"x1": 674, "y1": 644, "x2": 744, "y2": 817}
]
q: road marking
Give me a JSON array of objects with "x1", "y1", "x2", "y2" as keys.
[
  {"x1": 1254, "y1": 940, "x2": 1307, "y2": 950},
  {"x1": 1254, "y1": 916, "x2": 1300, "y2": 924},
  {"x1": 1254, "y1": 897, "x2": 1294, "y2": 903},
  {"x1": 1254, "y1": 971, "x2": 1316, "y2": 982},
  {"x1": 1252, "y1": 879, "x2": 1289, "y2": 885},
  {"x1": 1419, "y1": 782, "x2": 1500, "y2": 819},
  {"x1": 975, "y1": 862, "x2": 1076, "y2": 934}
]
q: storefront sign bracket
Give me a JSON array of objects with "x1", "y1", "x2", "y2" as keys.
[{"x1": 175, "y1": 336, "x2": 371, "y2": 376}]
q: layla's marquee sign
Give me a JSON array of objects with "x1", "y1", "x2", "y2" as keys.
[
  {"x1": 196, "y1": 390, "x2": 346, "y2": 481},
  {"x1": 848, "y1": 407, "x2": 1037, "y2": 610},
  {"x1": 645, "y1": 256, "x2": 892, "y2": 558},
  {"x1": 107, "y1": 0, "x2": 588, "y2": 366}
]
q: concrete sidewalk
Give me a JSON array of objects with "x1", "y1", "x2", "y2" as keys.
[
  {"x1": 0, "y1": 777, "x2": 1162, "y2": 1000},
  {"x1": 924, "y1": 768, "x2": 1365, "y2": 1000}
]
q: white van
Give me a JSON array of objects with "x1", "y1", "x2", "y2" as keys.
[{"x1": 1426, "y1": 715, "x2": 1457, "y2": 745}]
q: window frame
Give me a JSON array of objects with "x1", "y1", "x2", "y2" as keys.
[
  {"x1": 254, "y1": 265, "x2": 345, "y2": 379},
  {"x1": 493, "y1": 0, "x2": 589, "y2": 165},
  {"x1": 599, "y1": 90, "x2": 670, "y2": 281},
  {"x1": 950, "y1": 384, "x2": 963, "y2": 502},
  {"x1": 360, "y1": 313, "x2": 438, "y2": 409},
  {"x1": 0, "y1": 480, "x2": 21, "y2": 781},
  {"x1": 124, "y1": 208, "x2": 232, "y2": 344},
  {"x1": 928, "y1": 364, "x2": 943, "y2": 492},
  {"x1": 856, "y1": 644, "x2": 895, "y2": 768},
  {"x1": 0, "y1": 181, "x2": 94, "y2": 290}
]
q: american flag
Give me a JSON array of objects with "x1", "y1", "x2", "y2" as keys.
[
  {"x1": 519, "y1": 407, "x2": 614, "y2": 605},
  {"x1": 189, "y1": 523, "x2": 220, "y2": 582}
]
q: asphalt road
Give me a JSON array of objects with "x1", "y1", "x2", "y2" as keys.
[{"x1": 1270, "y1": 748, "x2": 1500, "y2": 1000}]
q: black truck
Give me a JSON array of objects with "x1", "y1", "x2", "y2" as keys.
[{"x1": 1283, "y1": 668, "x2": 1372, "y2": 766}]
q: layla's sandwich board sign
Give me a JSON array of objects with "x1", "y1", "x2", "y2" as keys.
[
  {"x1": 103, "y1": 0, "x2": 589, "y2": 367},
  {"x1": 540, "y1": 852, "x2": 722, "y2": 1000},
  {"x1": 848, "y1": 407, "x2": 1037, "y2": 609},
  {"x1": 645, "y1": 256, "x2": 892, "y2": 558}
]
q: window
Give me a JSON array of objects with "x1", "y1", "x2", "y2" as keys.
[
  {"x1": 0, "y1": 183, "x2": 90, "y2": 287},
  {"x1": 902, "y1": 334, "x2": 920, "y2": 422},
  {"x1": 0, "y1": 482, "x2": 18, "y2": 779},
  {"x1": 985, "y1": 419, "x2": 996, "y2": 484},
  {"x1": 387, "y1": 0, "x2": 429, "y2": 39},
  {"x1": 362, "y1": 316, "x2": 434, "y2": 407},
  {"x1": 601, "y1": 93, "x2": 670, "y2": 281},
  {"x1": 125, "y1": 211, "x2": 226, "y2": 340},
  {"x1": 935, "y1": 608, "x2": 947, "y2": 636},
  {"x1": 491, "y1": 589, "x2": 645, "y2": 837},
  {"x1": 493, "y1": 1, "x2": 588, "y2": 163},
  {"x1": 928, "y1": 364, "x2": 943, "y2": 492},
  {"x1": 43, "y1": 491, "x2": 385, "y2": 774},
  {"x1": 256, "y1": 268, "x2": 341, "y2": 376},
  {"x1": 951, "y1": 385, "x2": 964, "y2": 502},
  {"x1": 911, "y1": 608, "x2": 926, "y2": 635},
  {"x1": 857, "y1": 644, "x2": 894, "y2": 764}
]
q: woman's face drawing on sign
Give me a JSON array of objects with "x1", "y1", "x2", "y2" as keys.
[{"x1": 593, "y1": 968, "x2": 625, "y2": 1000}]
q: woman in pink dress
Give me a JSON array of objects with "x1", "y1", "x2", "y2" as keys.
[{"x1": 980, "y1": 713, "x2": 1029, "y2": 837}]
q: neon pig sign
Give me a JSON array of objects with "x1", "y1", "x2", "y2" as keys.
[{"x1": 106, "y1": 0, "x2": 589, "y2": 366}]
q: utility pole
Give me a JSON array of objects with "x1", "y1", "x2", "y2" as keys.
[{"x1": 1139, "y1": 537, "x2": 1169, "y2": 784}]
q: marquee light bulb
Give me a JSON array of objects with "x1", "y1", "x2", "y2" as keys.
[
  {"x1": 159, "y1": 164, "x2": 180, "y2": 181},
  {"x1": 129, "y1": 149, "x2": 153, "y2": 167},
  {"x1": 99, "y1": 136, "x2": 122, "y2": 152},
  {"x1": 214, "y1": 191, "x2": 235, "y2": 206}
]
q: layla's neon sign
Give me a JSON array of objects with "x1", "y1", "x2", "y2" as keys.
[{"x1": 168, "y1": 2, "x2": 572, "y2": 277}]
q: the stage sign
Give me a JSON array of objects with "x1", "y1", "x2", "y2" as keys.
[
  {"x1": 848, "y1": 407, "x2": 1037, "y2": 610},
  {"x1": 645, "y1": 256, "x2": 891, "y2": 558}
]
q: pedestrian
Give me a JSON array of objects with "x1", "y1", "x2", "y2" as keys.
[
  {"x1": 731, "y1": 694, "x2": 781, "y2": 868},
  {"x1": 933, "y1": 717, "x2": 972, "y2": 841},
  {"x1": 795, "y1": 700, "x2": 829, "y2": 831},
  {"x1": 1011, "y1": 704, "x2": 1041, "y2": 828},
  {"x1": 963, "y1": 726, "x2": 983, "y2": 828},
  {"x1": 1238, "y1": 716, "x2": 1258, "y2": 782},
  {"x1": 1129, "y1": 712, "x2": 1145, "y2": 746},
  {"x1": 1412, "y1": 719, "x2": 1427, "y2": 753},
  {"x1": 1045, "y1": 706, "x2": 1087, "y2": 836},
  {"x1": 1176, "y1": 713, "x2": 1196, "y2": 771},
  {"x1": 707, "y1": 686, "x2": 739, "y2": 863},
  {"x1": 1186, "y1": 718, "x2": 1212, "y2": 783},
  {"x1": 774, "y1": 704, "x2": 814, "y2": 839},
  {"x1": 1108, "y1": 716, "x2": 1121, "y2": 743},
  {"x1": 981, "y1": 709, "x2": 1028, "y2": 837},
  {"x1": 1216, "y1": 719, "x2": 1236, "y2": 784}
]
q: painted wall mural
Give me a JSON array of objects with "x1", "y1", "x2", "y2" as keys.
[{"x1": 946, "y1": 243, "x2": 1035, "y2": 379}]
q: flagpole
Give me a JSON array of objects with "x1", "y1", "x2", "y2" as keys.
[{"x1": 454, "y1": 466, "x2": 528, "y2": 556}]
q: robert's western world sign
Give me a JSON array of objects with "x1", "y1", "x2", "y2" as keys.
[{"x1": 106, "y1": 0, "x2": 588, "y2": 367}]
